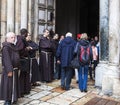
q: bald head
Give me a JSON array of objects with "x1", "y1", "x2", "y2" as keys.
[{"x1": 6, "y1": 32, "x2": 16, "y2": 44}]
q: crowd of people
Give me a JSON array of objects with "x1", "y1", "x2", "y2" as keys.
[{"x1": 0, "y1": 28, "x2": 99, "y2": 105}]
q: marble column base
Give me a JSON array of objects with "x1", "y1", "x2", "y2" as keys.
[
  {"x1": 102, "y1": 64, "x2": 120, "y2": 96},
  {"x1": 95, "y1": 61, "x2": 108, "y2": 88}
]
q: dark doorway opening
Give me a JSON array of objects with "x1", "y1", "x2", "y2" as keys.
[{"x1": 55, "y1": 0, "x2": 99, "y2": 38}]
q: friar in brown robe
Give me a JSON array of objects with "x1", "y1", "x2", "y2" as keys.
[
  {"x1": 0, "y1": 32, "x2": 21, "y2": 105},
  {"x1": 15, "y1": 28, "x2": 31, "y2": 96},
  {"x1": 39, "y1": 29, "x2": 54, "y2": 82}
]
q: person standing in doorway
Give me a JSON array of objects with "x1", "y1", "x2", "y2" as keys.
[
  {"x1": 56, "y1": 32, "x2": 76, "y2": 90},
  {"x1": 39, "y1": 29, "x2": 54, "y2": 82},
  {"x1": 91, "y1": 41, "x2": 98, "y2": 79},
  {"x1": 74, "y1": 34, "x2": 82, "y2": 83},
  {"x1": 15, "y1": 28, "x2": 31, "y2": 96},
  {"x1": 26, "y1": 34, "x2": 41, "y2": 87},
  {"x1": 55, "y1": 35, "x2": 65, "y2": 79},
  {"x1": 51, "y1": 33, "x2": 62, "y2": 80},
  {"x1": 74, "y1": 33, "x2": 92, "y2": 92}
]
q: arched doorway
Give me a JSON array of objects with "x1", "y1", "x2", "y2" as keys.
[{"x1": 55, "y1": 0, "x2": 99, "y2": 38}]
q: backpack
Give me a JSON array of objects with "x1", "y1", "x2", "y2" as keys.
[{"x1": 79, "y1": 44, "x2": 90, "y2": 65}]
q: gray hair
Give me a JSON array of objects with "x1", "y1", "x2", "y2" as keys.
[
  {"x1": 6, "y1": 32, "x2": 15, "y2": 38},
  {"x1": 65, "y1": 32, "x2": 72, "y2": 37}
]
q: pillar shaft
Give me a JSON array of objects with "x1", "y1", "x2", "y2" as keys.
[
  {"x1": 21, "y1": 0, "x2": 28, "y2": 29},
  {"x1": 1, "y1": 0, "x2": 7, "y2": 43},
  {"x1": 33, "y1": 0, "x2": 38, "y2": 42},
  {"x1": 7, "y1": 0, "x2": 14, "y2": 32},
  {"x1": 28, "y1": 0, "x2": 34, "y2": 35},
  {"x1": 95, "y1": 0, "x2": 109, "y2": 87},
  {"x1": 1, "y1": 0, "x2": 7, "y2": 30},
  {"x1": 109, "y1": 0, "x2": 120, "y2": 65},
  {"x1": 15, "y1": 0, "x2": 21, "y2": 35},
  {"x1": 99, "y1": 0, "x2": 109, "y2": 61},
  {"x1": 0, "y1": 0, "x2": 7, "y2": 73},
  {"x1": 102, "y1": 0, "x2": 120, "y2": 96}
]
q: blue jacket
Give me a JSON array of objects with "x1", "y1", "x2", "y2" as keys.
[{"x1": 56, "y1": 36, "x2": 76, "y2": 67}]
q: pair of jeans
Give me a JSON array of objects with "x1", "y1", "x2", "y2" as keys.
[
  {"x1": 78, "y1": 65, "x2": 89, "y2": 91},
  {"x1": 61, "y1": 67, "x2": 73, "y2": 90}
]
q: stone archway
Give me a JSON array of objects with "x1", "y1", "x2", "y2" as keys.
[{"x1": 55, "y1": 0, "x2": 99, "y2": 38}]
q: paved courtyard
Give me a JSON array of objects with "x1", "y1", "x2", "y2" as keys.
[{"x1": 0, "y1": 78, "x2": 120, "y2": 105}]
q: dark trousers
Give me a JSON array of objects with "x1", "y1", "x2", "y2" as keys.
[
  {"x1": 61, "y1": 67, "x2": 73, "y2": 90},
  {"x1": 19, "y1": 58, "x2": 31, "y2": 95},
  {"x1": 89, "y1": 66, "x2": 93, "y2": 79},
  {"x1": 93, "y1": 60, "x2": 98, "y2": 77},
  {"x1": 19, "y1": 71, "x2": 31, "y2": 95},
  {"x1": 54, "y1": 63, "x2": 61, "y2": 79}
]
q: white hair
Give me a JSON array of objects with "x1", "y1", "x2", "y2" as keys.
[
  {"x1": 5, "y1": 32, "x2": 16, "y2": 44},
  {"x1": 65, "y1": 32, "x2": 72, "y2": 37},
  {"x1": 6, "y1": 32, "x2": 15, "y2": 38}
]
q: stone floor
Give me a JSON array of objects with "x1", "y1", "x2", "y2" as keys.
[{"x1": 0, "y1": 78, "x2": 120, "y2": 105}]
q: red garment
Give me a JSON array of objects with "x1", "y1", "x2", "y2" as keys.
[{"x1": 77, "y1": 34, "x2": 82, "y2": 39}]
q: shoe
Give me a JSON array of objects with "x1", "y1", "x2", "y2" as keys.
[
  {"x1": 65, "y1": 88, "x2": 70, "y2": 91},
  {"x1": 80, "y1": 90, "x2": 83, "y2": 92},
  {"x1": 24, "y1": 91, "x2": 30, "y2": 95},
  {"x1": 44, "y1": 81, "x2": 51, "y2": 83},
  {"x1": 32, "y1": 83, "x2": 41, "y2": 86},
  {"x1": 4, "y1": 100, "x2": 11, "y2": 105},
  {"x1": 60, "y1": 86, "x2": 65, "y2": 90},
  {"x1": 70, "y1": 86, "x2": 74, "y2": 89},
  {"x1": 90, "y1": 78, "x2": 93, "y2": 80},
  {"x1": 21, "y1": 94, "x2": 24, "y2": 97},
  {"x1": 12, "y1": 101, "x2": 17, "y2": 105},
  {"x1": 84, "y1": 90, "x2": 87, "y2": 93}
]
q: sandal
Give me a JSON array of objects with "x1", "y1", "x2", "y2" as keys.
[{"x1": 32, "y1": 83, "x2": 41, "y2": 86}]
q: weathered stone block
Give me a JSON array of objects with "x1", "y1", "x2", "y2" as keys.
[
  {"x1": 95, "y1": 62, "x2": 108, "y2": 87},
  {"x1": 113, "y1": 78, "x2": 120, "y2": 96}
]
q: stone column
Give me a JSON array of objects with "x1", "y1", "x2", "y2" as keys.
[
  {"x1": 28, "y1": 0, "x2": 34, "y2": 35},
  {"x1": 0, "y1": 0, "x2": 7, "y2": 73},
  {"x1": 102, "y1": 0, "x2": 120, "y2": 96},
  {"x1": 53, "y1": 0, "x2": 56, "y2": 31},
  {"x1": 45, "y1": 0, "x2": 48, "y2": 29},
  {"x1": 95, "y1": 0, "x2": 109, "y2": 87},
  {"x1": 7, "y1": 0, "x2": 14, "y2": 32},
  {"x1": 33, "y1": 0, "x2": 38, "y2": 42},
  {"x1": 28, "y1": 0, "x2": 31, "y2": 33},
  {"x1": 1, "y1": 0, "x2": 7, "y2": 44},
  {"x1": 21, "y1": 0, "x2": 28, "y2": 29},
  {"x1": 15, "y1": 0, "x2": 21, "y2": 35}
]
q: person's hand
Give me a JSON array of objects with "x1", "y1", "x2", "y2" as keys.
[
  {"x1": 8, "y1": 71, "x2": 13, "y2": 77},
  {"x1": 26, "y1": 46, "x2": 32, "y2": 50},
  {"x1": 29, "y1": 46, "x2": 33, "y2": 50},
  {"x1": 57, "y1": 60, "x2": 61, "y2": 64}
]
